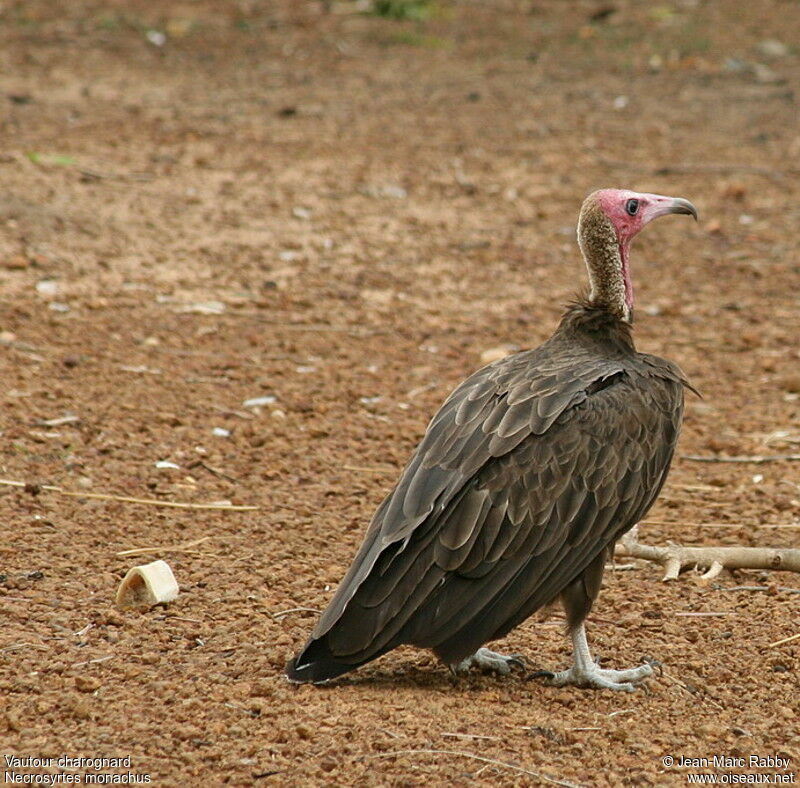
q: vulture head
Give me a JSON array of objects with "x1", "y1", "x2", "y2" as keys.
[{"x1": 577, "y1": 189, "x2": 697, "y2": 324}]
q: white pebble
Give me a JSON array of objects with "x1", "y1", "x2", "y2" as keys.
[
  {"x1": 243, "y1": 395, "x2": 277, "y2": 408},
  {"x1": 36, "y1": 279, "x2": 59, "y2": 297},
  {"x1": 146, "y1": 30, "x2": 166, "y2": 46}
]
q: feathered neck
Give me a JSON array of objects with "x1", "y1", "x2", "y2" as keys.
[
  {"x1": 577, "y1": 198, "x2": 632, "y2": 324},
  {"x1": 557, "y1": 299, "x2": 636, "y2": 355}
]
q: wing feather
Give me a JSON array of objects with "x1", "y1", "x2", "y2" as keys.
[{"x1": 294, "y1": 339, "x2": 686, "y2": 677}]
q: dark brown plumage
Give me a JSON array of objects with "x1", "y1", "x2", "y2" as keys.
[{"x1": 287, "y1": 189, "x2": 697, "y2": 689}]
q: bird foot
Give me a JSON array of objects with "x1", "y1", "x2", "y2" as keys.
[
  {"x1": 450, "y1": 647, "x2": 526, "y2": 677},
  {"x1": 533, "y1": 661, "x2": 653, "y2": 693}
]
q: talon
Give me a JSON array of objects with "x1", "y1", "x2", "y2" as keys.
[
  {"x1": 449, "y1": 647, "x2": 527, "y2": 677},
  {"x1": 644, "y1": 658, "x2": 663, "y2": 677},
  {"x1": 529, "y1": 670, "x2": 556, "y2": 680}
]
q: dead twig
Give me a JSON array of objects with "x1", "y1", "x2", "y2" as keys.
[
  {"x1": 342, "y1": 464, "x2": 395, "y2": 474},
  {"x1": 441, "y1": 732, "x2": 501, "y2": 742},
  {"x1": 682, "y1": 454, "x2": 800, "y2": 464},
  {"x1": 360, "y1": 749, "x2": 582, "y2": 787},
  {"x1": 723, "y1": 585, "x2": 800, "y2": 594},
  {"x1": 616, "y1": 526, "x2": 800, "y2": 581},
  {"x1": 211, "y1": 404, "x2": 253, "y2": 420},
  {"x1": 0, "y1": 642, "x2": 49, "y2": 652},
  {"x1": 72, "y1": 655, "x2": 115, "y2": 668},
  {"x1": 767, "y1": 633, "x2": 800, "y2": 648},
  {"x1": 659, "y1": 669, "x2": 725, "y2": 710},
  {"x1": 116, "y1": 536, "x2": 214, "y2": 558},
  {"x1": 271, "y1": 606, "x2": 322, "y2": 620},
  {"x1": 0, "y1": 478, "x2": 257, "y2": 511},
  {"x1": 642, "y1": 519, "x2": 800, "y2": 530},
  {"x1": 674, "y1": 612, "x2": 729, "y2": 617},
  {"x1": 187, "y1": 460, "x2": 238, "y2": 482}
]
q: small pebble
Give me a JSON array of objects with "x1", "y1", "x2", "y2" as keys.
[
  {"x1": 75, "y1": 676, "x2": 101, "y2": 693},
  {"x1": 35, "y1": 279, "x2": 59, "y2": 297},
  {"x1": 243, "y1": 395, "x2": 277, "y2": 408},
  {"x1": 146, "y1": 29, "x2": 166, "y2": 46},
  {"x1": 757, "y1": 39, "x2": 788, "y2": 59}
]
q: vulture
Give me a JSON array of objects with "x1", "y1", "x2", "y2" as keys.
[{"x1": 287, "y1": 189, "x2": 697, "y2": 691}]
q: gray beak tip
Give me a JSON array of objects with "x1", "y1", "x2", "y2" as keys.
[{"x1": 671, "y1": 198, "x2": 698, "y2": 221}]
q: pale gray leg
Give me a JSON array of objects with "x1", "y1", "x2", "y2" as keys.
[
  {"x1": 540, "y1": 623, "x2": 653, "y2": 692},
  {"x1": 449, "y1": 647, "x2": 526, "y2": 676}
]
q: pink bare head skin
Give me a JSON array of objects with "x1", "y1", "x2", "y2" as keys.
[
  {"x1": 596, "y1": 189, "x2": 697, "y2": 245},
  {"x1": 578, "y1": 189, "x2": 697, "y2": 323}
]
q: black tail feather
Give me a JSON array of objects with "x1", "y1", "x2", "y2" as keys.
[{"x1": 285, "y1": 637, "x2": 393, "y2": 684}]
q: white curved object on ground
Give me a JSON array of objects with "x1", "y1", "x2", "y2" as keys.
[{"x1": 115, "y1": 559, "x2": 179, "y2": 608}]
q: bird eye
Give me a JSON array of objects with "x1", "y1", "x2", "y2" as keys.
[{"x1": 625, "y1": 198, "x2": 639, "y2": 216}]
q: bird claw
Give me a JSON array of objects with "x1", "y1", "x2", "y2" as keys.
[
  {"x1": 643, "y1": 657, "x2": 663, "y2": 677},
  {"x1": 450, "y1": 648, "x2": 527, "y2": 677},
  {"x1": 532, "y1": 661, "x2": 654, "y2": 693}
]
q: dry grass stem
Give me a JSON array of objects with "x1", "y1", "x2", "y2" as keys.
[
  {"x1": 766, "y1": 633, "x2": 800, "y2": 648},
  {"x1": 682, "y1": 454, "x2": 800, "y2": 463},
  {"x1": 0, "y1": 478, "x2": 258, "y2": 511},
  {"x1": 343, "y1": 465, "x2": 395, "y2": 474},
  {"x1": 271, "y1": 606, "x2": 323, "y2": 619},
  {"x1": 116, "y1": 536, "x2": 214, "y2": 558},
  {"x1": 361, "y1": 749, "x2": 583, "y2": 787}
]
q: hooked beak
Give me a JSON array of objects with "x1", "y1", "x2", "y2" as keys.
[
  {"x1": 664, "y1": 197, "x2": 698, "y2": 220},
  {"x1": 643, "y1": 194, "x2": 698, "y2": 223}
]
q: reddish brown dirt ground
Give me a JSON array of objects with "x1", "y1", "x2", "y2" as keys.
[{"x1": 1, "y1": 1, "x2": 799, "y2": 785}]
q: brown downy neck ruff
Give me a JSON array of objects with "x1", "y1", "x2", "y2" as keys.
[
  {"x1": 576, "y1": 195, "x2": 631, "y2": 324},
  {"x1": 558, "y1": 299, "x2": 635, "y2": 357}
]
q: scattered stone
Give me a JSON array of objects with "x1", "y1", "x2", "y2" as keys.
[
  {"x1": 757, "y1": 39, "x2": 789, "y2": 59},
  {"x1": 35, "y1": 279, "x2": 59, "y2": 297},
  {"x1": 68, "y1": 697, "x2": 93, "y2": 720},
  {"x1": 146, "y1": 29, "x2": 166, "y2": 47},
  {"x1": 361, "y1": 184, "x2": 408, "y2": 199},
  {"x1": 175, "y1": 301, "x2": 226, "y2": 315},
  {"x1": 243, "y1": 395, "x2": 277, "y2": 408},
  {"x1": 75, "y1": 676, "x2": 101, "y2": 693},
  {"x1": 249, "y1": 680, "x2": 276, "y2": 698},
  {"x1": 723, "y1": 57, "x2": 748, "y2": 74},
  {"x1": 752, "y1": 63, "x2": 783, "y2": 84}
]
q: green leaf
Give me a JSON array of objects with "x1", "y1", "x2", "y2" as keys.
[{"x1": 26, "y1": 152, "x2": 76, "y2": 167}]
